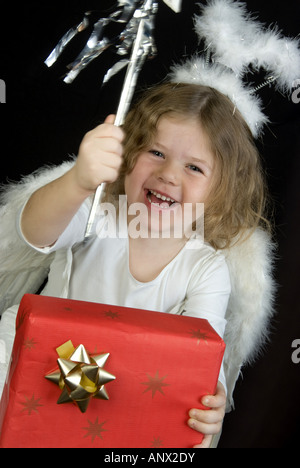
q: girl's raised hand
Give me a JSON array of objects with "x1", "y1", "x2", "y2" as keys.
[{"x1": 74, "y1": 115, "x2": 124, "y2": 193}]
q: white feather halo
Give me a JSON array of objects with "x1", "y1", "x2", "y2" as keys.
[
  {"x1": 195, "y1": 0, "x2": 300, "y2": 92},
  {"x1": 169, "y1": 57, "x2": 268, "y2": 136},
  {"x1": 194, "y1": 0, "x2": 259, "y2": 76},
  {"x1": 169, "y1": 0, "x2": 300, "y2": 137}
]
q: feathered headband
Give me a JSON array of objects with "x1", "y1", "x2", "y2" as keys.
[{"x1": 169, "y1": 0, "x2": 300, "y2": 137}]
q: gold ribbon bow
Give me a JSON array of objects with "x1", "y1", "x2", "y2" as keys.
[{"x1": 45, "y1": 340, "x2": 116, "y2": 413}]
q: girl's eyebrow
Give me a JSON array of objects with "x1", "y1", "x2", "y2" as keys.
[{"x1": 151, "y1": 141, "x2": 167, "y2": 151}]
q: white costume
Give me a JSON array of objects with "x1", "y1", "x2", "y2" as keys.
[{"x1": 17, "y1": 195, "x2": 231, "y2": 391}]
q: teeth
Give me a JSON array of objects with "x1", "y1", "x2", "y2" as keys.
[{"x1": 149, "y1": 190, "x2": 176, "y2": 204}]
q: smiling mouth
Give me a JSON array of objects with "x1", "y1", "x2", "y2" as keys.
[{"x1": 146, "y1": 189, "x2": 179, "y2": 208}]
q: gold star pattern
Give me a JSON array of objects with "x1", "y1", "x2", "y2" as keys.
[
  {"x1": 23, "y1": 338, "x2": 38, "y2": 350},
  {"x1": 189, "y1": 329, "x2": 208, "y2": 345},
  {"x1": 83, "y1": 417, "x2": 107, "y2": 442},
  {"x1": 104, "y1": 310, "x2": 120, "y2": 319},
  {"x1": 151, "y1": 436, "x2": 164, "y2": 448},
  {"x1": 20, "y1": 394, "x2": 43, "y2": 415},
  {"x1": 141, "y1": 370, "x2": 170, "y2": 398}
]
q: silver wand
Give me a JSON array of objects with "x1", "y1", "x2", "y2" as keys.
[
  {"x1": 84, "y1": 0, "x2": 158, "y2": 240},
  {"x1": 44, "y1": 0, "x2": 180, "y2": 240}
]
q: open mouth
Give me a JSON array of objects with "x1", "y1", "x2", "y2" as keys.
[{"x1": 146, "y1": 189, "x2": 179, "y2": 209}]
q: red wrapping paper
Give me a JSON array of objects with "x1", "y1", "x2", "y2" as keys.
[{"x1": 0, "y1": 294, "x2": 225, "y2": 448}]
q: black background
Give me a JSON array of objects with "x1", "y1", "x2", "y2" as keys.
[{"x1": 0, "y1": 0, "x2": 299, "y2": 448}]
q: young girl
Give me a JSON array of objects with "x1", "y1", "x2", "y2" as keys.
[{"x1": 3, "y1": 83, "x2": 269, "y2": 448}]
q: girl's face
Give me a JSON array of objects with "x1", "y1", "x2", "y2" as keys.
[{"x1": 124, "y1": 115, "x2": 215, "y2": 239}]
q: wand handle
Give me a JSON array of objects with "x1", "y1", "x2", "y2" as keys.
[{"x1": 83, "y1": 184, "x2": 105, "y2": 242}]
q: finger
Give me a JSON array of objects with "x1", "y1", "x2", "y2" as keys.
[
  {"x1": 97, "y1": 125, "x2": 124, "y2": 143},
  {"x1": 188, "y1": 417, "x2": 222, "y2": 436},
  {"x1": 193, "y1": 434, "x2": 213, "y2": 449},
  {"x1": 202, "y1": 384, "x2": 226, "y2": 409},
  {"x1": 202, "y1": 393, "x2": 226, "y2": 409},
  {"x1": 95, "y1": 137, "x2": 123, "y2": 158},
  {"x1": 189, "y1": 407, "x2": 225, "y2": 425},
  {"x1": 78, "y1": 138, "x2": 123, "y2": 169},
  {"x1": 100, "y1": 165, "x2": 122, "y2": 184},
  {"x1": 87, "y1": 120, "x2": 124, "y2": 143},
  {"x1": 104, "y1": 114, "x2": 116, "y2": 125}
]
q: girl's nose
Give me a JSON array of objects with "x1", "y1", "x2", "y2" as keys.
[{"x1": 156, "y1": 160, "x2": 180, "y2": 185}]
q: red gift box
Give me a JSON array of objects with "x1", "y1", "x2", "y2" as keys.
[{"x1": 0, "y1": 294, "x2": 225, "y2": 448}]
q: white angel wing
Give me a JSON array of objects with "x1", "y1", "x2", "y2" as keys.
[
  {"x1": 223, "y1": 228, "x2": 276, "y2": 408},
  {"x1": 0, "y1": 160, "x2": 75, "y2": 314}
]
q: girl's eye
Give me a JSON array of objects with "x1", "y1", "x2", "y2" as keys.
[
  {"x1": 149, "y1": 150, "x2": 164, "y2": 158},
  {"x1": 187, "y1": 164, "x2": 203, "y2": 173}
]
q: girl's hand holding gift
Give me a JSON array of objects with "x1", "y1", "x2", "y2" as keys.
[{"x1": 188, "y1": 381, "x2": 226, "y2": 448}]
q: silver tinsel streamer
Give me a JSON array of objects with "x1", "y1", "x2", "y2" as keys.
[{"x1": 45, "y1": 0, "x2": 157, "y2": 88}]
